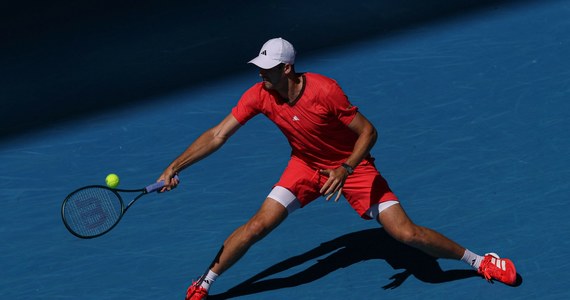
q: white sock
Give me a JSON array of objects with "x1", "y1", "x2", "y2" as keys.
[
  {"x1": 461, "y1": 249, "x2": 484, "y2": 270},
  {"x1": 199, "y1": 270, "x2": 218, "y2": 291}
]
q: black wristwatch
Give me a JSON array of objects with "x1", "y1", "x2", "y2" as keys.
[{"x1": 341, "y1": 163, "x2": 354, "y2": 175}]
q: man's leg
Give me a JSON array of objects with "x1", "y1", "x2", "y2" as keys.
[
  {"x1": 210, "y1": 197, "x2": 289, "y2": 275},
  {"x1": 186, "y1": 197, "x2": 290, "y2": 299},
  {"x1": 377, "y1": 203, "x2": 465, "y2": 259},
  {"x1": 376, "y1": 202, "x2": 517, "y2": 285}
]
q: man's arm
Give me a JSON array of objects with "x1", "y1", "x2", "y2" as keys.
[
  {"x1": 319, "y1": 112, "x2": 377, "y2": 201},
  {"x1": 343, "y1": 111, "x2": 378, "y2": 168},
  {"x1": 159, "y1": 113, "x2": 242, "y2": 190}
]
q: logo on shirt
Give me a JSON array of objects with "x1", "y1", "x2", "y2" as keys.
[{"x1": 292, "y1": 115, "x2": 300, "y2": 122}]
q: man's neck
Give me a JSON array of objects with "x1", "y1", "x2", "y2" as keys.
[{"x1": 281, "y1": 73, "x2": 304, "y2": 104}]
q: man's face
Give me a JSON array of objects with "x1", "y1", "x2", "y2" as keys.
[{"x1": 259, "y1": 64, "x2": 286, "y2": 90}]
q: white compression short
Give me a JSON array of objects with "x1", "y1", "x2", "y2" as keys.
[
  {"x1": 363, "y1": 200, "x2": 400, "y2": 220},
  {"x1": 267, "y1": 186, "x2": 399, "y2": 218},
  {"x1": 267, "y1": 186, "x2": 301, "y2": 214}
]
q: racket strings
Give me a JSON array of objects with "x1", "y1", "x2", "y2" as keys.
[{"x1": 63, "y1": 187, "x2": 122, "y2": 237}]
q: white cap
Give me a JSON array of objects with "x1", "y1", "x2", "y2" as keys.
[{"x1": 248, "y1": 37, "x2": 296, "y2": 69}]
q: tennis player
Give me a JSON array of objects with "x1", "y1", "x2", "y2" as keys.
[{"x1": 158, "y1": 38, "x2": 517, "y2": 300}]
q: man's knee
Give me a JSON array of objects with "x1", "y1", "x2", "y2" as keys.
[
  {"x1": 244, "y1": 219, "x2": 270, "y2": 241},
  {"x1": 240, "y1": 197, "x2": 288, "y2": 244},
  {"x1": 243, "y1": 212, "x2": 283, "y2": 243},
  {"x1": 387, "y1": 224, "x2": 425, "y2": 245}
]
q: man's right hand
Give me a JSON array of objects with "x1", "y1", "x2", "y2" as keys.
[{"x1": 158, "y1": 169, "x2": 179, "y2": 193}]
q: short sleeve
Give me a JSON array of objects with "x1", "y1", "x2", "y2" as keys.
[
  {"x1": 327, "y1": 81, "x2": 358, "y2": 125},
  {"x1": 231, "y1": 85, "x2": 262, "y2": 125}
]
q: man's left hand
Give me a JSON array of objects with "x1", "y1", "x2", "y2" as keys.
[{"x1": 319, "y1": 166, "x2": 349, "y2": 202}]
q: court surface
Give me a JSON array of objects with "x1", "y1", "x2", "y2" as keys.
[{"x1": 1, "y1": 1, "x2": 569, "y2": 299}]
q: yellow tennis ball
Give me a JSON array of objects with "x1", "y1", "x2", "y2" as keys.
[{"x1": 105, "y1": 173, "x2": 120, "y2": 188}]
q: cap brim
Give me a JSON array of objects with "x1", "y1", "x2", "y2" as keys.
[{"x1": 248, "y1": 55, "x2": 281, "y2": 69}]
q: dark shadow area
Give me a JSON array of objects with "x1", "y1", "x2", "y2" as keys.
[
  {"x1": 208, "y1": 228, "x2": 480, "y2": 299},
  {"x1": 1, "y1": 0, "x2": 537, "y2": 140}
]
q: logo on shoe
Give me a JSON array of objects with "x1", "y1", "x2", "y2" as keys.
[{"x1": 491, "y1": 257, "x2": 507, "y2": 271}]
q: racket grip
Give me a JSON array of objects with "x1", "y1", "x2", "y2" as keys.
[{"x1": 145, "y1": 175, "x2": 180, "y2": 193}]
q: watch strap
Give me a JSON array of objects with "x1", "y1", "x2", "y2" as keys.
[{"x1": 341, "y1": 163, "x2": 354, "y2": 175}]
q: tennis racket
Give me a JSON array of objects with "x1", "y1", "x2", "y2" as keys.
[{"x1": 61, "y1": 176, "x2": 179, "y2": 239}]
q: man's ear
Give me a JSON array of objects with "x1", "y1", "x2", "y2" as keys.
[{"x1": 283, "y1": 63, "x2": 293, "y2": 75}]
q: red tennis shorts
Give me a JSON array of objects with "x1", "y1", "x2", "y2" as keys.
[{"x1": 275, "y1": 157, "x2": 398, "y2": 219}]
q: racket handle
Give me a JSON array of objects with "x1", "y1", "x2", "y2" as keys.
[{"x1": 145, "y1": 175, "x2": 180, "y2": 193}]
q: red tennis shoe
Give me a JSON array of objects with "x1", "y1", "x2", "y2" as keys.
[
  {"x1": 185, "y1": 281, "x2": 208, "y2": 300},
  {"x1": 478, "y1": 253, "x2": 517, "y2": 285}
]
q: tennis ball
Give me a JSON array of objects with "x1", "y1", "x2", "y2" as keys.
[{"x1": 105, "y1": 173, "x2": 120, "y2": 188}]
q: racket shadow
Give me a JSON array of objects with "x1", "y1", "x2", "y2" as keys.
[{"x1": 209, "y1": 228, "x2": 479, "y2": 299}]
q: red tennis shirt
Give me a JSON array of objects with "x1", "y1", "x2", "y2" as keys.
[{"x1": 232, "y1": 72, "x2": 370, "y2": 170}]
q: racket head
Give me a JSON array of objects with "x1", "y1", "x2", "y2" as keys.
[{"x1": 61, "y1": 185, "x2": 125, "y2": 239}]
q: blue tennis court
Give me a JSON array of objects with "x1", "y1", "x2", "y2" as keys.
[{"x1": 1, "y1": 1, "x2": 569, "y2": 299}]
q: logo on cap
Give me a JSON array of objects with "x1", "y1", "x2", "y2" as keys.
[{"x1": 248, "y1": 38, "x2": 296, "y2": 69}]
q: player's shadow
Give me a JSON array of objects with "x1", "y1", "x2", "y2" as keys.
[{"x1": 209, "y1": 228, "x2": 481, "y2": 299}]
